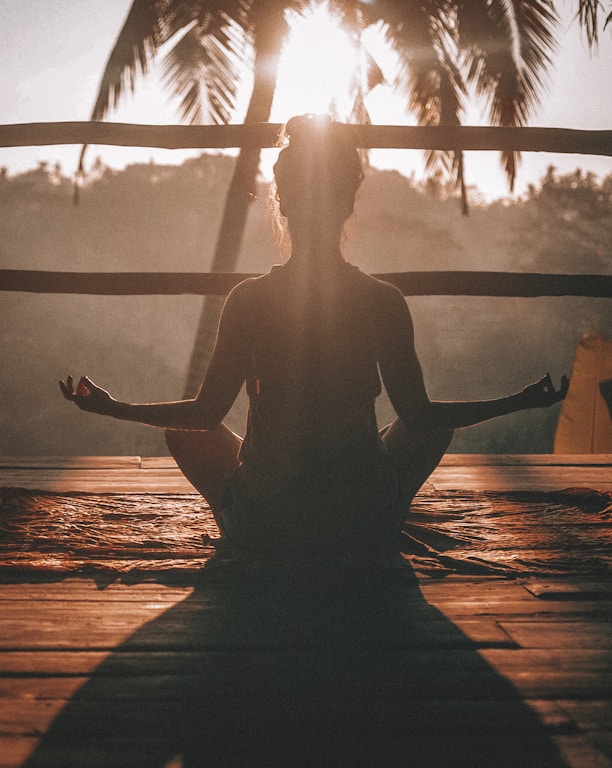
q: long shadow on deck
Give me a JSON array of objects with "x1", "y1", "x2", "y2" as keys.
[{"x1": 22, "y1": 562, "x2": 570, "y2": 768}]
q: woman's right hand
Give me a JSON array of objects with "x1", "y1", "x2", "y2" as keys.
[{"x1": 59, "y1": 375, "x2": 116, "y2": 416}]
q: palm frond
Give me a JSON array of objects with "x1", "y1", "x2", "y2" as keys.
[
  {"x1": 185, "y1": 0, "x2": 254, "y2": 34},
  {"x1": 395, "y1": 6, "x2": 466, "y2": 171},
  {"x1": 89, "y1": 0, "x2": 196, "y2": 121},
  {"x1": 161, "y1": 13, "x2": 247, "y2": 125},
  {"x1": 382, "y1": 7, "x2": 440, "y2": 119},
  {"x1": 576, "y1": 0, "x2": 602, "y2": 47},
  {"x1": 364, "y1": 50, "x2": 385, "y2": 91},
  {"x1": 458, "y1": 0, "x2": 558, "y2": 189},
  {"x1": 357, "y1": 1, "x2": 470, "y2": 207}
]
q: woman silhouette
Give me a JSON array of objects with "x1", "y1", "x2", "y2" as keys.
[{"x1": 61, "y1": 115, "x2": 568, "y2": 555}]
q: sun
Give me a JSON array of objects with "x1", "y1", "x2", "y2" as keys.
[{"x1": 271, "y1": 3, "x2": 363, "y2": 123}]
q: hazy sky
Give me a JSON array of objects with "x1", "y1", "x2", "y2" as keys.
[{"x1": 1, "y1": 0, "x2": 611, "y2": 200}]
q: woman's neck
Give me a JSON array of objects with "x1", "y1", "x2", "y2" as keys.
[
  {"x1": 288, "y1": 243, "x2": 344, "y2": 266},
  {"x1": 286, "y1": 218, "x2": 345, "y2": 266}
]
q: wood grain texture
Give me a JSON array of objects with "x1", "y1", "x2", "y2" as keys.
[{"x1": 0, "y1": 457, "x2": 610, "y2": 766}]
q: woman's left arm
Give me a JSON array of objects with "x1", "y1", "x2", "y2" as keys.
[{"x1": 60, "y1": 282, "x2": 253, "y2": 430}]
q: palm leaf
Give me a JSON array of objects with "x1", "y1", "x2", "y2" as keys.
[
  {"x1": 458, "y1": 0, "x2": 557, "y2": 190},
  {"x1": 577, "y1": 0, "x2": 602, "y2": 46},
  {"x1": 382, "y1": 1, "x2": 468, "y2": 196},
  {"x1": 89, "y1": 0, "x2": 198, "y2": 122},
  {"x1": 161, "y1": 13, "x2": 246, "y2": 125}
]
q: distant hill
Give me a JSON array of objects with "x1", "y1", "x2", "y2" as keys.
[{"x1": 1, "y1": 157, "x2": 610, "y2": 455}]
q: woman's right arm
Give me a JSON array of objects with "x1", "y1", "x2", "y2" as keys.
[{"x1": 60, "y1": 280, "x2": 255, "y2": 430}]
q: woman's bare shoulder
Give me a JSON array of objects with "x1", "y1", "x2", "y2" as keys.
[
  {"x1": 226, "y1": 266, "x2": 281, "y2": 303},
  {"x1": 350, "y1": 266, "x2": 406, "y2": 305}
]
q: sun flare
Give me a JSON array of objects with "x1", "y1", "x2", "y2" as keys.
[{"x1": 271, "y1": 3, "x2": 363, "y2": 123}]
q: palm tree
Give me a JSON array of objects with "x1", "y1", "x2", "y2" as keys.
[{"x1": 83, "y1": 0, "x2": 607, "y2": 395}]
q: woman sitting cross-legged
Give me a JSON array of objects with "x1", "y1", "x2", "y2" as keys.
[{"x1": 60, "y1": 114, "x2": 568, "y2": 557}]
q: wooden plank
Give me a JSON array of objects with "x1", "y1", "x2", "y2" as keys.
[
  {"x1": 556, "y1": 700, "x2": 612, "y2": 732},
  {"x1": 2, "y1": 121, "x2": 611, "y2": 155},
  {"x1": 553, "y1": 735, "x2": 612, "y2": 768},
  {"x1": 2, "y1": 465, "x2": 611, "y2": 492},
  {"x1": 428, "y1": 465, "x2": 612, "y2": 491},
  {"x1": 0, "y1": 651, "x2": 112, "y2": 676},
  {"x1": 438, "y1": 454, "x2": 612, "y2": 467},
  {"x1": 0, "y1": 613, "x2": 506, "y2": 651},
  {"x1": 5, "y1": 665, "x2": 605, "y2": 702},
  {"x1": 0, "y1": 737, "x2": 162, "y2": 768},
  {"x1": 2, "y1": 454, "x2": 611, "y2": 492},
  {"x1": 2, "y1": 647, "x2": 611, "y2": 678},
  {"x1": 0, "y1": 582, "x2": 192, "y2": 603},
  {"x1": 499, "y1": 621, "x2": 612, "y2": 650},
  {"x1": 481, "y1": 649, "x2": 612, "y2": 675},
  {"x1": 427, "y1": 599, "x2": 607, "y2": 618},
  {"x1": 0, "y1": 469, "x2": 196, "y2": 493},
  {"x1": 0, "y1": 574, "x2": 609, "y2": 768},
  {"x1": 0, "y1": 600, "x2": 177, "y2": 650},
  {"x1": 0, "y1": 678, "x2": 85, "y2": 700},
  {"x1": 0, "y1": 697, "x2": 185, "y2": 738},
  {"x1": 0, "y1": 697, "x2": 579, "y2": 768},
  {"x1": 0, "y1": 737, "x2": 39, "y2": 768},
  {"x1": 522, "y1": 580, "x2": 612, "y2": 601},
  {"x1": 420, "y1": 579, "x2": 609, "y2": 610},
  {"x1": 2, "y1": 454, "x2": 609, "y2": 470},
  {"x1": 420, "y1": 580, "x2": 536, "y2": 602},
  {"x1": 140, "y1": 456, "x2": 177, "y2": 469},
  {"x1": 0, "y1": 457, "x2": 142, "y2": 469},
  {"x1": 4, "y1": 268, "x2": 612, "y2": 298},
  {"x1": 1, "y1": 653, "x2": 611, "y2": 706},
  {"x1": 8, "y1": 669, "x2": 608, "y2": 705}
]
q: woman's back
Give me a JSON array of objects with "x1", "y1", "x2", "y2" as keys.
[{"x1": 238, "y1": 260, "x2": 395, "y2": 477}]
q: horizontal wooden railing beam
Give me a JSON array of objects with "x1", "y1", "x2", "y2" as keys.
[
  {"x1": 1, "y1": 122, "x2": 612, "y2": 156},
  {"x1": 1, "y1": 270, "x2": 611, "y2": 298}
]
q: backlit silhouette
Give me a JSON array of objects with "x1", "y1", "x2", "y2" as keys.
[{"x1": 61, "y1": 115, "x2": 568, "y2": 556}]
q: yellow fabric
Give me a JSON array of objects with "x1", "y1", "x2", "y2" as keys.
[{"x1": 554, "y1": 334, "x2": 612, "y2": 453}]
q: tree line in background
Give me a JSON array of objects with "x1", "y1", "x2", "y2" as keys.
[
  {"x1": 3, "y1": 154, "x2": 611, "y2": 275},
  {"x1": 1, "y1": 155, "x2": 611, "y2": 456}
]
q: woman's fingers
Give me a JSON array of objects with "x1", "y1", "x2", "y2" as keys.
[
  {"x1": 59, "y1": 375, "x2": 94, "y2": 401},
  {"x1": 541, "y1": 372, "x2": 554, "y2": 393},
  {"x1": 522, "y1": 373, "x2": 569, "y2": 408},
  {"x1": 541, "y1": 373, "x2": 569, "y2": 403},
  {"x1": 59, "y1": 379, "x2": 73, "y2": 400},
  {"x1": 560, "y1": 375, "x2": 570, "y2": 398},
  {"x1": 77, "y1": 377, "x2": 91, "y2": 397}
]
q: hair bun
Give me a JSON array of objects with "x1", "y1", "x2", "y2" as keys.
[
  {"x1": 284, "y1": 114, "x2": 333, "y2": 144},
  {"x1": 273, "y1": 114, "x2": 364, "y2": 224}
]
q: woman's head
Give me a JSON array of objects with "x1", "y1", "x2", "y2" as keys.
[{"x1": 273, "y1": 115, "x2": 364, "y2": 232}]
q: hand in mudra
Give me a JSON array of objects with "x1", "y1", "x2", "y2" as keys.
[
  {"x1": 519, "y1": 373, "x2": 569, "y2": 409},
  {"x1": 59, "y1": 375, "x2": 115, "y2": 415}
]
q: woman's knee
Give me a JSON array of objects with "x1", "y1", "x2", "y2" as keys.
[
  {"x1": 164, "y1": 426, "x2": 242, "y2": 515},
  {"x1": 381, "y1": 419, "x2": 453, "y2": 457},
  {"x1": 382, "y1": 420, "x2": 454, "y2": 503},
  {"x1": 429, "y1": 427, "x2": 454, "y2": 456},
  {"x1": 164, "y1": 428, "x2": 188, "y2": 456},
  {"x1": 165, "y1": 425, "x2": 241, "y2": 464}
]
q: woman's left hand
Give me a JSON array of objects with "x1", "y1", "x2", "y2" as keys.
[
  {"x1": 519, "y1": 373, "x2": 569, "y2": 409},
  {"x1": 59, "y1": 375, "x2": 116, "y2": 416}
]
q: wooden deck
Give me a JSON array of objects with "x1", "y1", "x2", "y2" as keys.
[
  {"x1": 1, "y1": 453, "x2": 611, "y2": 493},
  {"x1": 0, "y1": 455, "x2": 611, "y2": 768}
]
